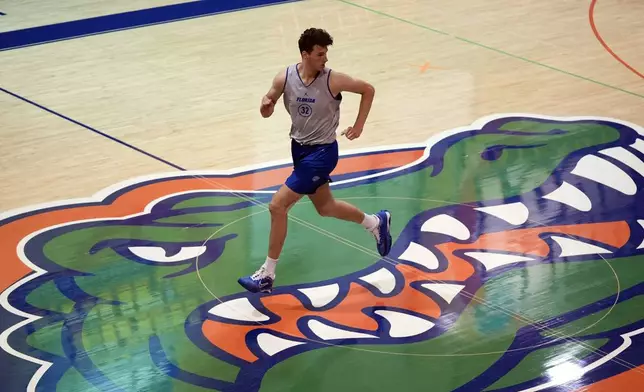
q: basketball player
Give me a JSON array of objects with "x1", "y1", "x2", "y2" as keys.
[{"x1": 238, "y1": 28, "x2": 391, "y2": 294}]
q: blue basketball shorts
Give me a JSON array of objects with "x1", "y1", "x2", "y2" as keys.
[{"x1": 285, "y1": 139, "x2": 339, "y2": 195}]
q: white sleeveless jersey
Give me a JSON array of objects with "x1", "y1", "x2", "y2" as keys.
[{"x1": 282, "y1": 64, "x2": 342, "y2": 145}]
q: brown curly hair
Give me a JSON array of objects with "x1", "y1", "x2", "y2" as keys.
[{"x1": 298, "y1": 28, "x2": 334, "y2": 53}]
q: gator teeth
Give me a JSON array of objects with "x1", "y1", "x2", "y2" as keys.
[
  {"x1": 373, "y1": 310, "x2": 435, "y2": 338},
  {"x1": 542, "y1": 181, "x2": 592, "y2": 212},
  {"x1": 474, "y1": 202, "x2": 529, "y2": 225},
  {"x1": 632, "y1": 139, "x2": 644, "y2": 154},
  {"x1": 550, "y1": 235, "x2": 612, "y2": 257},
  {"x1": 399, "y1": 242, "x2": 440, "y2": 270},
  {"x1": 257, "y1": 333, "x2": 306, "y2": 356},
  {"x1": 638, "y1": 220, "x2": 644, "y2": 250},
  {"x1": 420, "y1": 283, "x2": 465, "y2": 304},
  {"x1": 463, "y1": 252, "x2": 535, "y2": 271},
  {"x1": 421, "y1": 214, "x2": 470, "y2": 240},
  {"x1": 209, "y1": 298, "x2": 269, "y2": 322},
  {"x1": 308, "y1": 319, "x2": 378, "y2": 340},
  {"x1": 571, "y1": 155, "x2": 636, "y2": 195},
  {"x1": 599, "y1": 147, "x2": 644, "y2": 178},
  {"x1": 298, "y1": 284, "x2": 340, "y2": 308},
  {"x1": 359, "y1": 268, "x2": 396, "y2": 294}
]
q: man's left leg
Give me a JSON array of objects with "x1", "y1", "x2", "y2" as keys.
[{"x1": 309, "y1": 183, "x2": 392, "y2": 257}]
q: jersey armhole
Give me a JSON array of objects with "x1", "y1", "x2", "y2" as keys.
[
  {"x1": 283, "y1": 66, "x2": 289, "y2": 92},
  {"x1": 327, "y1": 69, "x2": 342, "y2": 101}
]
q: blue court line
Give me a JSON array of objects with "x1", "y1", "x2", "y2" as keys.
[
  {"x1": 0, "y1": 0, "x2": 300, "y2": 52},
  {"x1": 0, "y1": 87, "x2": 186, "y2": 171}
]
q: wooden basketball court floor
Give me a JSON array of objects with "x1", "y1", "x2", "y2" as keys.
[{"x1": 1, "y1": 0, "x2": 643, "y2": 391}]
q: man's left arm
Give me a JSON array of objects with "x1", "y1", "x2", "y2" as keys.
[{"x1": 330, "y1": 71, "x2": 375, "y2": 140}]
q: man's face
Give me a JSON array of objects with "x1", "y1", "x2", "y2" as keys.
[{"x1": 304, "y1": 45, "x2": 328, "y2": 71}]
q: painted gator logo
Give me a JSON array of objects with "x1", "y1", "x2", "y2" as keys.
[{"x1": 1, "y1": 114, "x2": 644, "y2": 391}]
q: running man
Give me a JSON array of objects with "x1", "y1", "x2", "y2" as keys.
[{"x1": 238, "y1": 28, "x2": 392, "y2": 293}]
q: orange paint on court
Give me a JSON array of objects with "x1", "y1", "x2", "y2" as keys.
[{"x1": 0, "y1": 149, "x2": 424, "y2": 292}]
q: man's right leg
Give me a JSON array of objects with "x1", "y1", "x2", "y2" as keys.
[{"x1": 238, "y1": 184, "x2": 303, "y2": 293}]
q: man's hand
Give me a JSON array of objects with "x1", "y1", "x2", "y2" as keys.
[
  {"x1": 260, "y1": 95, "x2": 275, "y2": 118},
  {"x1": 260, "y1": 69, "x2": 286, "y2": 118},
  {"x1": 341, "y1": 126, "x2": 363, "y2": 140}
]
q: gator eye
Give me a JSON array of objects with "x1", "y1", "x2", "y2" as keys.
[
  {"x1": 128, "y1": 246, "x2": 206, "y2": 263},
  {"x1": 90, "y1": 234, "x2": 237, "y2": 277}
]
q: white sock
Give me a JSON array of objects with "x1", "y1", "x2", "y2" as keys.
[
  {"x1": 361, "y1": 213, "x2": 379, "y2": 232},
  {"x1": 263, "y1": 256, "x2": 278, "y2": 277}
]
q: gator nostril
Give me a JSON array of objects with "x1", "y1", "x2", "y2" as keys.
[
  {"x1": 480, "y1": 144, "x2": 547, "y2": 161},
  {"x1": 481, "y1": 145, "x2": 505, "y2": 161}
]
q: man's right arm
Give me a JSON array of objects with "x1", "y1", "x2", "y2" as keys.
[{"x1": 260, "y1": 69, "x2": 287, "y2": 118}]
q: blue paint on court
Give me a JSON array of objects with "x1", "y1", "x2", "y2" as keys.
[{"x1": 0, "y1": 0, "x2": 300, "y2": 51}]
